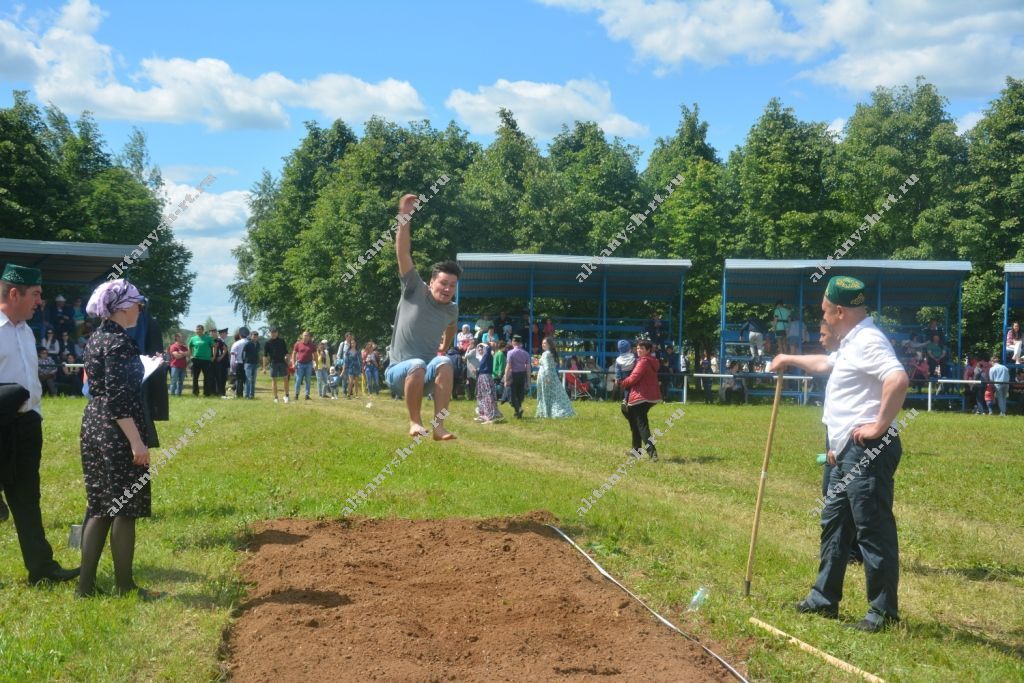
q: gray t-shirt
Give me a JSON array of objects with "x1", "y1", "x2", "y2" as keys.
[{"x1": 389, "y1": 269, "x2": 458, "y2": 364}]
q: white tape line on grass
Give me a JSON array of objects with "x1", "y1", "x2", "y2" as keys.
[{"x1": 546, "y1": 524, "x2": 749, "y2": 683}]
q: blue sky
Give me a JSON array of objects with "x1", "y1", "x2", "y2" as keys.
[{"x1": 1, "y1": 0, "x2": 1020, "y2": 332}]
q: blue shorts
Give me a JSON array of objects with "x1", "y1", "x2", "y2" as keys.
[{"x1": 385, "y1": 356, "x2": 452, "y2": 397}]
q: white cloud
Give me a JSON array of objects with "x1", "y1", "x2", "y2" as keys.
[
  {"x1": 955, "y1": 111, "x2": 983, "y2": 135},
  {"x1": 827, "y1": 117, "x2": 846, "y2": 137},
  {"x1": 541, "y1": 0, "x2": 1024, "y2": 96},
  {"x1": 0, "y1": 18, "x2": 46, "y2": 80},
  {"x1": 160, "y1": 180, "x2": 250, "y2": 234},
  {"x1": 6, "y1": 0, "x2": 427, "y2": 130},
  {"x1": 446, "y1": 78, "x2": 648, "y2": 139}
]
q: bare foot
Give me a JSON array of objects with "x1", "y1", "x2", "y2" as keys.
[
  {"x1": 409, "y1": 423, "x2": 428, "y2": 437},
  {"x1": 432, "y1": 427, "x2": 457, "y2": 441}
]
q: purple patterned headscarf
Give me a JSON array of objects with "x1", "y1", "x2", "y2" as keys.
[{"x1": 86, "y1": 279, "x2": 143, "y2": 319}]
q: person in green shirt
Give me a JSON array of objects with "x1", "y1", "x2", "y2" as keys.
[
  {"x1": 187, "y1": 324, "x2": 214, "y2": 396},
  {"x1": 925, "y1": 334, "x2": 947, "y2": 377},
  {"x1": 492, "y1": 339, "x2": 508, "y2": 404}
]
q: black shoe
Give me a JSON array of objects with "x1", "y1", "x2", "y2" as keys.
[
  {"x1": 847, "y1": 616, "x2": 898, "y2": 633},
  {"x1": 0, "y1": 493, "x2": 8, "y2": 522},
  {"x1": 29, "y1": 565, "x2": 80, "y2": 586},
  {"x1": 305, "y1": 395, "x2": 311, "y2": 400},
  {"x1": 795, "y1": 599, "x2": 838, "y2": 619},
  {"x1": 649, "y1": 452, "x2": 659, "y2": 462}
]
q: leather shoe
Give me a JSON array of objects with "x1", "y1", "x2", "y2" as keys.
[
  {"x1": 29, "y1": 566, "x2": 80, "y2": 586},
  {"x1": 795, "y1": 599, "x2": 838, "y2": 619},
  {"x1": 847, "y1": 616, "x2": 898, "y2": 633}
]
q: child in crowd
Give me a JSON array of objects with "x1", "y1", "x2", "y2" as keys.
[{"x1": 327, "y1": 366, "x2": 340, "y2": 399}]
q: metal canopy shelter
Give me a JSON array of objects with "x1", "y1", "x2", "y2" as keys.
[
  {"x1": 720, "y1": 259, "x2": 973, "y2": 367},
  {"x1": 1004, "y1": 263, "x2": 1024, "y2": 366},
  {"x1": 455, "y1": 253, "x2": 692, "y2": 362},
  {"x1": 0, "y1": 238, "x2": 142, "y2": 288}
]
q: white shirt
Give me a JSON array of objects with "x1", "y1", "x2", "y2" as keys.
[
  {"x1": 230, "y1": 338, "x2": 248, "y2": 369},
  {"x1": 0, "y1": 308, "x2": 43, "y2": 415},
  {"x1": 823, "y1": 317, "x2": 905, "y2": 455}
]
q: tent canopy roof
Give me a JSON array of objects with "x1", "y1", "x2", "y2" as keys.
[
  {"x1": 456, "y1": 253, "x2": 691, "y2": 302},
  {"x1": 723, "y1": 259, "x2": 972, "y2": 308}
]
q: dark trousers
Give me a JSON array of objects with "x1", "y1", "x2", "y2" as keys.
[
  {"x1": 807, "y1": 436, "x2": 901, "y2": 623},
  {"x1": 192, "y1": 359, "x2": 213, "y2": 395},
  {"x1": 234, "y1": 365, "x2": 246, "y2": 398},
  {"x1": 624, "y1": 402, "x2": 657, "y2": 457},
  {"x1": 218, "y1": 360, "x2": 229, "y2": 396},
  {"x1": 701, "y1": 377, "x2": 713, "y2": 403},
  {"x1": 0, "y1": 412, "x2": 59, "y2": 578},
  {"x1": 510, "y1": 371, "x2": 528, "y2": 414}
]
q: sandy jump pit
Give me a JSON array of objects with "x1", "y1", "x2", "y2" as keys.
[{"x1": 223, "y1": 512, "x2": 741, "y2": 681}]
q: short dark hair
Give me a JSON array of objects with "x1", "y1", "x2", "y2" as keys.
[
  {"x1": 0, "y1": 282, "x2": 28, "y2": 302},
  {"x1": 430, "y1": 261, "x2": 462, "y2": 281},
  {"x1": 637, "y1": 340, "x2": 654, "y2": 351}
]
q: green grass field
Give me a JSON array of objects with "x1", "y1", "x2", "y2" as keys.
[{"x1": 1, "y1": 379, "x2": 1021, "y2": 682}]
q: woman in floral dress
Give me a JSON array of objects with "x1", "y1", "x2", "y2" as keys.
[
  {"x1": 77, "y1": 279, "x2": 160, "y2": 600},
  {"x1": 535, "y1": 338, "x2": 575, "y2": 419},
  {"x1": 475, "y1": 342, "x2": 503, "y2": 423}
]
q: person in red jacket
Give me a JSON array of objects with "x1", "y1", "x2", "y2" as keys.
[{"x1": 620, "y1": 339, "x2": 662, "y2": 461}]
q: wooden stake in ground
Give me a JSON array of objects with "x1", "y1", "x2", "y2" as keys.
[
  {"x1": 743, "y1": 371, "x2": 784, "y2": 597},
  {"x1": 749, "y1": 617, "x2": 886, "y2": 682}
]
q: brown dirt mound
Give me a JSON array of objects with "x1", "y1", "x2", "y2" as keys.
[{"x1": 223, "y1": 513, "x2": 741, "y2": 681}]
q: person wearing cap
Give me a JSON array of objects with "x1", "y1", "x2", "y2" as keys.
[
  {"x1": 0, "y1": 264, "x2": 80, "y2": 585},
  {"x1": 503, "y1": 335, "x2": 531, "y2": 419},
  {"x1": 772, "y1": 276, "x2": 909, "y2": 632},
  {"x1": 213, "y1": 328, "x2": 230, "y2": 396},
  {"x1": 385, "y1": 193, "x2": 460, "y2": 439},
  {"x1": 77, "y1": 279, "x2": 161, "y2": 599},
  {"x1": 314, "y1": 339, "x2": 332, "y2": 399},
  {"x1": 263, "y1": 327, "x2": 288, "y2": 403}
]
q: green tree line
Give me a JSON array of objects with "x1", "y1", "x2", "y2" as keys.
[{"x1": 0, "y1": 91, "x2": 194, "y2": 327}]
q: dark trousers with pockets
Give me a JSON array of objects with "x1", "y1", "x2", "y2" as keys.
[
  {"x1": 0, "y1": 412, "x2": 59, "y2": 579},
  {"x1": 807, "y1": 434, "x2": 901, "y2": 623}
]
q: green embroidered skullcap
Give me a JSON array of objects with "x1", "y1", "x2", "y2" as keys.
[
  {"x1": 1, "y1": 263, "x2": 42, "y2": 286},
  {"x1": 825, "y1": 275, "x2": 867, "y2": 307}
]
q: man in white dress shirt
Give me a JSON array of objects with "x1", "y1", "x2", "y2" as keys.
[
  {"x1": 772, "y1": 275, "x2": 909, "y2": 632},
  {"x1": 0, "y1": 263, "x2": 79, "y2": 585}
]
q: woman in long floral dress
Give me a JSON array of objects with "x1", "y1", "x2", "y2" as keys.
[
  {"x1": 77, "y1": 279, "x2": 160, "y2": 600},
  {"x1": 475, "y1": 342, "x2": 503, "y2": 423},
  {"x1": 535, "y1": 338, "x2": 575, "y2": 419}
]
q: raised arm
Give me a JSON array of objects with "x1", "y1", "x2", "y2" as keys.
[{"x1": 395, "y1": 193, "x2": 418, "y2": 277}]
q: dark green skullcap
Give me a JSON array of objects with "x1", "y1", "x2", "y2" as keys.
[
  {"x1": 1, "y1": 263, "x2": 42, "y2": 286},
  {"x1": 825, "y1": 275, "x2": 867, "y2": 307}
]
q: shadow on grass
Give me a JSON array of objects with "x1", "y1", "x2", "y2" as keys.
[
  {"x1": 663, "y1": 455, "x2": 724, "y2": 465},
  {"x1": 245, "y1": 529, "x2": 310, "y2": 551},
  {"x1": 234, "y1": 589, "x2": 352, "y2": 614},
  {"x1": 172, "y1": 525, "x2": 254, "y2": 552},
  {"x1": 135, "y1": 564, "x2": 206, "y2": 583},
  {"x1": 906, "y1": 560, "x2": 1024, "y2": 582},
  {"x1": 912, "y1": 619, "x2": 1024, "y2": 662}
]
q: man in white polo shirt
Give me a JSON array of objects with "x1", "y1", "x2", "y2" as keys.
[
  {"x1": 772, "y1": 275, "x2": 909, "y2": 632},
  {"x1": 0, "y1": 263, "x2": 79, "y2": 585}
]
